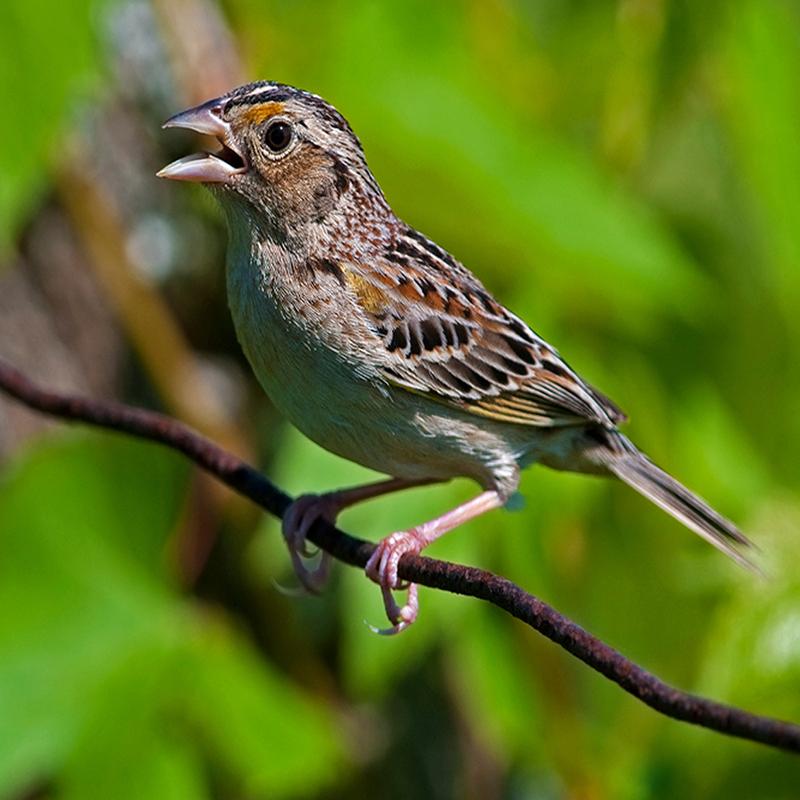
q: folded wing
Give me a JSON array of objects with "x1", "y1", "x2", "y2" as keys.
[{"x1": 339, "y1": 227, "x2": 625, "y2": 430}]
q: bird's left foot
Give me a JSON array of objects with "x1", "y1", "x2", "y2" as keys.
[
  {"x1": 364, "y1": 529, "x2": 426, "y2": 635},
  {"x1": 281, "y1": 493, "x2": 338, "y2": 593},
  {"x1": 280, "y1": 479, "x2": 438, "y2": 599}
]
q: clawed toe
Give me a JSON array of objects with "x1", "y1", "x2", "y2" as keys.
[
  {"x1": 365, "y1": 582, "x2": 419, "y2": 635},
  {"x1": 281, "y1": 494, "x2": 335, "y2": 594},
  {"x1": 271, "y1": 576, "x2": 315, "y2": 598},
  {"x1": 287, "y1": 548, "x2": 331, "y2": 594},
  {"x1": 365, "y1": 530, "x2": 424, "y2": 634}
]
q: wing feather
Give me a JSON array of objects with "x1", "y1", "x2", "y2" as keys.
[{"x1": 339, "y1": 228, "x2": 625, "y2": 430}]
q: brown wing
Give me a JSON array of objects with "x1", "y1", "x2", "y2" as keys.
[{"x1": 341, "y1": 226, "x2": 626, "y2": 430}]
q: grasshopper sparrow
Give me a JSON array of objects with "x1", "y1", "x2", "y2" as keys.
[{"x1": 159, "y1": 82, "x2": 753, "y2": 633}]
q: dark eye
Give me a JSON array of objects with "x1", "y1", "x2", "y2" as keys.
[{"x1": 264, "y1": 120, "x2": 293, "y2": 153}]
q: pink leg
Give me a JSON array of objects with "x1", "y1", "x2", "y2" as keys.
[
  {"x1": 365, "y1": 490, "x2": 503, "y2": 635},
  {"x1": 282, "y1": 477, "x2": 437, "y2": 593}
]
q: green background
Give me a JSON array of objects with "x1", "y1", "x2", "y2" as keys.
[{"x1": 1, "y1": 0, "x2": 799, "y2": 797}]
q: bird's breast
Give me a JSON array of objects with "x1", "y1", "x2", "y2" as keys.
[
  {"x1": 223, "y1": 230, "x2": 526, "y2": 496},
  {"x1": 225, "y1": 234, "x2": 389, "y2": 443}
]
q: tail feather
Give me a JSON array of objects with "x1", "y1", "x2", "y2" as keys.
[{"x1": 597, "y1": 432, "x2": 756, "y2": 571}]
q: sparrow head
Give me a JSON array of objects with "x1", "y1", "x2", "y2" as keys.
[{"x1": 159, "y1": 81, "x2": 380, "y2": 228}]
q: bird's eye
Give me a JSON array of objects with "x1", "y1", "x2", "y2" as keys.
[{"x1": 263, "y1": 120, "x2": 293, "y2": 154}]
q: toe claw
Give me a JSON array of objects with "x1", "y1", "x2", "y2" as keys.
[
  {"x1": 299, "y1": 541, "x2": 317, "y2": 559},
  {"x1": 365, "y1": 618, "x2": 412, "y2": 636},
  {"x1": 364, "y1": 490, "x2": 502, "y2": 635},
  {"x1": 271, "y1": 577, "x2": 310, "y2": 598},
  {"x1": 365, "y1": 531, "x2": 422, "y2": 634},
  {"x1": 282, "y1": 494, "x2": 336, "y2": 594},
  {"x1": 288, "y1": 549, "x2": 330, "y2": 595}
]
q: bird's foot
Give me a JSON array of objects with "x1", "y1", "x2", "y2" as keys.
[
  {"x1": 281, "y1": 493, "x2": 337, "y2": 594},
  {"x1": 364, "y1": 529, "x2": 426, "y2": 635}
]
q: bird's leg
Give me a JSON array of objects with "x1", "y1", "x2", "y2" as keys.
[
  {"x1": 282, "y1": 477, "x2": 437, "y2": 593},
  {"x1": 365, "y1": 490, "x2": 503, "y2": 635}
]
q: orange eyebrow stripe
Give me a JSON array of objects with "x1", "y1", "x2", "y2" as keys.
[{"x1": 240, "y1": 101, "x2": 286, "y2": 124}]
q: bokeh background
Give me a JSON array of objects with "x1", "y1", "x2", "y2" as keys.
[{"x1": 1, "y1": 0, "x2": 800, "y2": 797}]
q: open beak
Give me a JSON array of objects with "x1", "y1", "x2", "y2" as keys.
[{"x1": 157, "y1": 98, "x2": 247, "y2": 183}]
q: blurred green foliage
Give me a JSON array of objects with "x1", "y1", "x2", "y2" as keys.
[
  {"x1": 0, "y1": 0, "x2": 104, "y2": 254},
  {"x1": 2, "y1": 0, "x2": 800, "y2": 798},
  {"x1": 0, "y1": 436, "x2": 342, "y2": 798}
]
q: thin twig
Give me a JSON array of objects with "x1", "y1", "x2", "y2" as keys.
[{"x1": 1, "y1": 357, "x2": 798, "y2": 754}]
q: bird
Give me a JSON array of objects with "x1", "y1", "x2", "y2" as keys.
[{"x1": 158, "y1": 80, "x2": 754, "y2": 634}]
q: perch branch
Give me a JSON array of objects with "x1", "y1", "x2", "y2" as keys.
[{"x1": 1, "y1": 357, "x2": 798, "y2": 754}]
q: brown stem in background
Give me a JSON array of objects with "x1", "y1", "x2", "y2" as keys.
[{"x1": 1, "y1": 357, "x2": 798, "y2": 755}]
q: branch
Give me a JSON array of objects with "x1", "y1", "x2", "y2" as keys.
[{"x1": 1, "y1": 357, "x2": 798, "y2": 754}]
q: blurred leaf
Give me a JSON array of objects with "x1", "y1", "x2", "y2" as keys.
[
  {"x1": 699, "y1": 498, "x2": 800, "y2": 712},
  {"x1": 673, "y1": 385, "x2": 770, "y2": 525},
  {"x1": 0, "y1": 434, "x2": 344, "y2": 798},
  {"x1": 680, "y1": 498, "x2": 800, "y2": 797},
  {"x1": 0, "y1": 0, "x2": 105, "y2": 253},
  {"x1": 723, "y1": 0, "x2": 800, "y2": 316},
  {"x1": 449, "y1": 605, "x2": 544, "y2": 760},
  {"x1": 0, "y1": 433, "x2": 186, "y2": 796},
  {"x1": 180, "y1": 618, "x2": 344, "y2": 798},
  {"x1": 61, "y1": 642, "x2": 209, "y2": 800}
]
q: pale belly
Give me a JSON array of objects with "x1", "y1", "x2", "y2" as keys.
[{"x1": 237, "y1": 310, "x2": 517, "y2": 488}]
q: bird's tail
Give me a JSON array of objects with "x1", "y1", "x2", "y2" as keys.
[{"x1": 591, "y1": 430, "x2": 756, "y2": 571}]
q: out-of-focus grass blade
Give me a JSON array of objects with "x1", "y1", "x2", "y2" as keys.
[
  {"x1": 60, "y1": 643, "x2": 210, "y2": 800},
  {"x1": 0, "y1": 435, "x2": 186, "y2": 797},
  {"x1": 0, "y1": 434, "x2": 344, "y2": 798},
  {"x1": 722, "y1": 0, "x2": 800, "y2": 322},
  {"x1": 684, "y1": 499, "x2": 800, "y2": 795},
  {"x1": 180, "y1": 619, "x2": 344, "y2": 797},
  {"x1": 0, "y1": 0, "x2": 105, "y2": 254}
]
